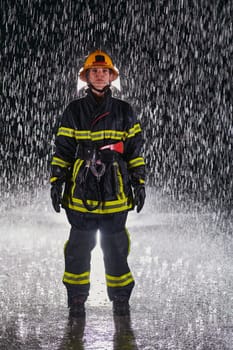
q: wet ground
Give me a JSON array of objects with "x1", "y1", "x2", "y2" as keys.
[{"x1": 0, "y1": 188, "x2": 233, "y2": 349}]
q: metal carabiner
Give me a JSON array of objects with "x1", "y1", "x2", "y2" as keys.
[{"x1": 90, "y1": 161, "x2": 106, "y2": 182}]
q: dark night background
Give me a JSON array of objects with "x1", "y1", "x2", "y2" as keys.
[{"x1": 1, "y1": 0, "x2": 232, "y2": 212}]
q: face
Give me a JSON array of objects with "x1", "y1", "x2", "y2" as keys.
[{"x1": 88, "y1": 68, "x2": 113, "y2": 92}]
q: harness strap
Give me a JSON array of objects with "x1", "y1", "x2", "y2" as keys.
[
  {"x1": 79, "y1": 163, "x2": 102, "y2": 211},
  {"x1": 78, "y1": 143, "x2": 123, "y2": 211},
  {"x1": 80, "y1": 155, "x2": 106, "y2": 211}
]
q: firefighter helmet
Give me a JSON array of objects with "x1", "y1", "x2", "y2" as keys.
[{"x1": 79, "y1": 50, "x2": 119, "y2": 82}]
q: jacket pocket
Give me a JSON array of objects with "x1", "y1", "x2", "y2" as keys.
[{"x1": 118, "y1": 160, "x2": 131, "y2": 197}]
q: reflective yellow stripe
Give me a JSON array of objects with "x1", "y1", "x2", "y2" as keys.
[
  {"x1": 73, "y1": 159, "x2": 84, "y2": 180},
  {"x1": 63, "y1": 195, "x2": 133, "y2": 214},
  {"x1": 127, "y1": 123, "x2": 142, "y2": 138},
  {"x1": 106, "y1": 272, "x2": 134, "y2": 287},
  {"x1": 57, "y1": 127, "x2": 75, "y2": 137},
  {"x1": 50, "y1": 177, "x2": 58, "y2": 183},
  {"x1": 71, "y1": 159, "x2": 84, "y2": 197},
  {"x1": 91, "y1": 130, "x2": 125, "y2": 141},
  {"x1": 64, "y1": 240, "x2": 68, "y2": 255},
  {"x1": 128, "y1": 157, "x2": 145, "y2": 169},
  {"x1": 63, "y1": 271, "x2": 90, "y2": 285},
  {"x1": 51, "y1": 156, "x2": 71, "y2": 168},
  {"x1": 74, "y1": 130, "x2": 90, "y2": 140},
  {"x1": 57, "y1": 127, "x2": 126, "y2": 141},
  {"x1": 57, "y1": 123, "x2": 141, "y2": 141},
  {"x1": 114, "y1": 162, "x2": 125, "y2": 200}
]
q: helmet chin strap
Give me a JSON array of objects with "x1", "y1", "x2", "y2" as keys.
[{"x1": 88, "y1": 83, "x2": 111, "y2": 94}]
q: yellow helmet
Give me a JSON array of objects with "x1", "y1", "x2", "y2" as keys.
[{"x1": 79, "y1": 50, "x2": 119, "y2": 82}]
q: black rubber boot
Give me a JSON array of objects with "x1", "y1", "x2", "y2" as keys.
[
  {"x1": 113, "y1": 296, "x2": 130, "y2": 316},
  {"x1": 69, "y1": 296, "x2": 86, "y2": 318}
]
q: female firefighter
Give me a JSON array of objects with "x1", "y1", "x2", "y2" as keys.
[{"x1": 50, "y1": 50, "x2": 146, "y2": 318}]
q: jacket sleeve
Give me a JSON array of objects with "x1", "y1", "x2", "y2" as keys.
[
  {"x1": 123, "y1": 104, "x2": 146, "y2": 187},
  {"x1": 50, "y1": 105, "x2": 77, "y2": 184}
]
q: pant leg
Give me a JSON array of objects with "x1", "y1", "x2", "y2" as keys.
[
  {"x1": 99, "y1": 212, "x2": 135, "y2": 301},
  {"x1": 64, "y1": 210, "x2": 98, "y2": 306}
]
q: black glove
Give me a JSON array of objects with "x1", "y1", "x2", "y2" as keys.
[
  {"x1": 51, "y1": 181, "x2": 63, "y2": 213},
  {"x1": 134, "y1": 185, "x2": 146, "y2": 213}
]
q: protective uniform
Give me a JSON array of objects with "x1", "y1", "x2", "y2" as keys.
[{"x1": 50, "y1": 50, "x2": 146, "y2": 313}]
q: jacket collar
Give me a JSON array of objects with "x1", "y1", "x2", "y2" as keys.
[
  {"x1": 85, "y1": 88, "x2": 112, "y2": 129},
  {"x1": 86, "y1": 87, "x2": 112, "y2": 106}
]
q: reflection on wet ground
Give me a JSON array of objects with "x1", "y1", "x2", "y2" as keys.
[
  {"x1": 59, "y1": 315, "x2": 138, "y2": 350},
  {"x1": 0, "y1": 190, "x2": 233, "y2": 349},
  {"x1": 60, "y1": 317, "x2": 86, "y2": 350}
]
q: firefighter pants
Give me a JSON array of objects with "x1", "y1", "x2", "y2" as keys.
[{"x1": 63, "y1": 209, "x2": 135, "y2": 306}]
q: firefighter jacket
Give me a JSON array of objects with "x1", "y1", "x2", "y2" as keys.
[{"x1": 50, "y1": 88, "x2": 145, "y2": 214}]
